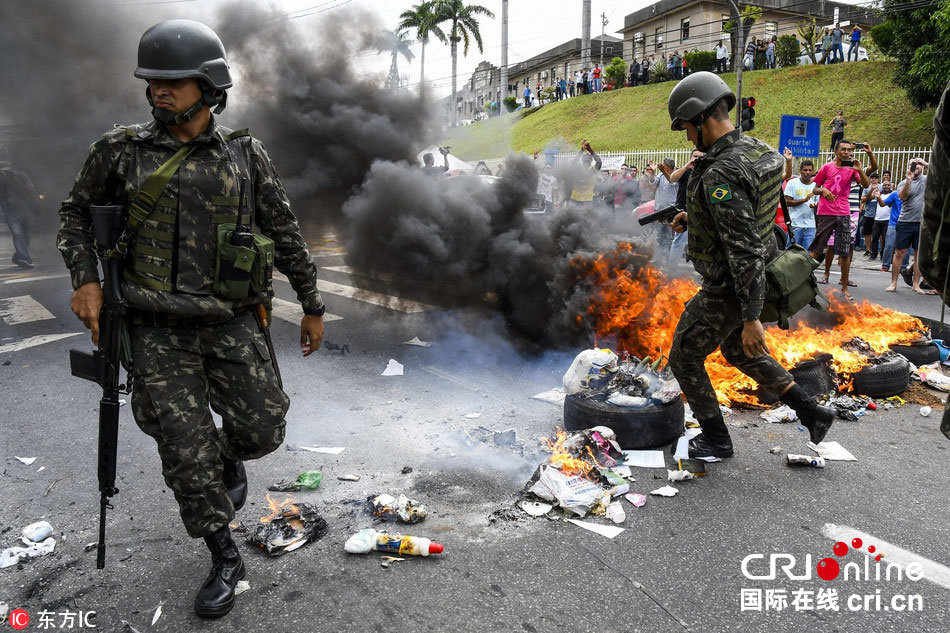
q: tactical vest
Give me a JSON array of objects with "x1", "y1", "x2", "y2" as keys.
[
  {"x1": 686, "y1": 136, "x2": 783, "y2": 280},
  {"x1": 119, "y1": 124, "x2": 255, "y2": 295}
]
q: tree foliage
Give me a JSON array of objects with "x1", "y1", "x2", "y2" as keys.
[
  {"x1": 797, "y1": 18, "x2": 821, "y2": 65},
  {"x1": 604, "y1": 57, "x2": 627, "y2": 88},
  {"x1": 399, "y1": 1, "x2": 447, "y2": 97},
  {"x1": 872, "y1": 0, "x2": 950, "y2": 109},
  {"x1": 723, "y1": 5, "x2": 762, "y2": 65},
  {"x1": 502, "y1": 96, "x2": 518, "y2": 112},
  {"x1": 776, "y1": 34, "x2": 799, "y2": 68}
]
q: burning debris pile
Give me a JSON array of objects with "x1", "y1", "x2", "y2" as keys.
[
  {"x1": 246, "y1": 493, "x2": 328, "y2": 556},
  {"x1": 563, "y1": 348, "x2": 681, "y2": 407},
  {"x1": 572, "y1": 243, "x2": 932, "y2": 405}
]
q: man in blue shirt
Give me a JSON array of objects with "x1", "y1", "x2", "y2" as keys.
[
  {"x1": 847, "y1": 26, "x2": 862, "y2": 61},
  {"x1": 877, "y1": 184, "x2": 910, "y2": 272},
  {"x1": 861, "y1": 173, "x2": 879, "y2": 256}
]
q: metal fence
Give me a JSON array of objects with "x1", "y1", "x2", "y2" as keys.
[{"x1": 552, "y1": 145, "x2": 932, "y2": 177}]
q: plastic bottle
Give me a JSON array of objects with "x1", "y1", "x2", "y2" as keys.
[{"x1": 344, "y1": 528, "x2": 443, "y2": 556}]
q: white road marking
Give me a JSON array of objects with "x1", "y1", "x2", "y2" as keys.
[
  {"x1": 822, "y1": 523, "x2": 950, "y2": 590},
  {"x1": 271, "y1": 274, "x2": 437, "y2": 313},
  {"x1": 3, "y1": 273, "x2": 71, "y2": 284},
  {"x1": 270, "y1": 297, "x2": 342, "y2": 324},
  {"x1": 321, "y1": 265, "x2": 394, "y2": 281},
  {"x1": 0, "y1": 295, "x2": 56, "y2": 324},
  {"x1": 311, "y1": 251, "x2": 346, "y2": 258},
  {"x1": 0, "y1": 332, "x2": 83, "y2": 354}
]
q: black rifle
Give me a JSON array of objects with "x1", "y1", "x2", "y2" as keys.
[
  {"x1": 638, "y1": 204, "x2": 686, "y2": 227},
  {"x1": 68, "y1": 205, "x2": 130, "y2": 570}
]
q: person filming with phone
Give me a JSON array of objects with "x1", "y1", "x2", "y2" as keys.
[
  {"x1": 808, "y1": 140, "x2": 877, "y2": 301},
  {"x1": 885, "y1": 158, "x2": 932, "y2": 293}
]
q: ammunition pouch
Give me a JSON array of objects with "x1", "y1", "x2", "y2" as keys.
[
  {"x1": 760, "y1": 244, "x2": 829, "y2": 329},
  {"x1": 214, "y1": 224, "x2": 274, "y2": 300}
]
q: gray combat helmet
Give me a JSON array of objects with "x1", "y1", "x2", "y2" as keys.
[
  {"x1": 135, "y1": 19, "x2": 231, "y2": 89},
  {"x1": 668, "y1": 71, "x2": 736, "y2": 131},
  {"x1": 135, "y1": 19, "x2": 231, "y2": 124}
]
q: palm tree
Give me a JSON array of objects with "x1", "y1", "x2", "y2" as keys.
[
  {"x1": 378, "y1": 28, "x2": 415, "y2": 92},
  {"x1": 399, "y1": 1, "x2": 447, "y2": 100},
  {"x1": 434, "y1": 0, "x2": 495, "y2": 127}
]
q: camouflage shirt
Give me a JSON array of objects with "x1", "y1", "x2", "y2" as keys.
[
  {"x1": 921, "y1": 81, "x2": 950, "y2": 304},
  {"x1": 58, "y1": 117, "x2": 323, "y2": 317},
  {"x1": 686, "y1": 129, "x2": 783, "y2": 322}
]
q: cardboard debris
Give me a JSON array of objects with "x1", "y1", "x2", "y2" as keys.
[{"x1": 566, "y1": 519, "x2": 625, "y2": 539}]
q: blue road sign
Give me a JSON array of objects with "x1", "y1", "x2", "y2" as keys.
[{"x1": 779, "y1": 115, "x2": 821, "y2": 157}]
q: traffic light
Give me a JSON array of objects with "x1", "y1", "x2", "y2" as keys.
[{"x1": 741, "y1": 97, "x2": 756, "y2": 131}]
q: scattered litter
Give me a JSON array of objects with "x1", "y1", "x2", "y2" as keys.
[
  {"x1": 606, "y1": 394, "x2": 648, "y2": 407},
  {"x1": 624, "y1": 493, "x2": 647, "y2": 507},
  {"x1": 493, "y1": 428, "x2": 518, "y2": 446},
  {"x1": 650, "y1": 485, "x2": 679, "y2": 497},
  {"x1": 268, "y1": 470, "x2": 322, "y2": 492},
  {"x1": 234, "y1": 580, "x2": 251, "y2": 596},
  {"x1": 599, "y1": 468, "x2": 630, "y2": 496},
  {"x1": 151, "y1": 604, "x2": 163, "y2": 626},
  {"x1": 402, "y1": 337, "x2": 431, "y2": 347},
  {"x1": 14, "y1": 457, "x2": 36, "y2": 466},
  {"x1": 531, "y1": 387, "x2": 567, "y2": 405},
  {"x1": 760, "y1": 405, "x2": 798, "y2": 424},
  {"x1": 84, "y1": 542, "x2": 97, "y2": 552},
  {"x1": 381, "y1": 359, "x2": 404, "y2": 376},
  {"x1": 463, "y1": 412, "x2": 481, "y2": 419},
  {"x1": 822, "y1": 394, "x2": 873, "y2": 420},
  {"x1": 667, "y1": 470, "x2": 694, "y2": 482},
  {"x1": 401, "y1": 466, "x2": 413, "y2": 474},
  {"x1": 0, "y1": 603, "x2": 7, "y2": 620},
  {"x1": 121, "y1": 620, "x2": 143, "y2": 633},
  {"x1": 246, "y1": 497, "x2": 328, "y2": 556},
  {"x1": 916, "y1": 365, "x2": 950, "y2": 392},
  {"x1": 22, "y1": 521, "x2": 53, "y2": 542},
  {"x1": 323, "y1": 341, "x2": 350, "y2": 355},
  {"x1": 677, "y1": 458, "x2": 707, "y2": 476},
  {"x1": 684, "y1": 404, "x2": 697, "y2": 425},
  {"x1": 672, "y1": 436, "x2": 689, "y2": 460},
  {"x1": 36, "y1": 466, "x2": 45, "y2": 473},
  {"x1": 806, "y1": 441, "x2": 857, "y2": 462},
  {"x1": 369, "y1": 493, "x2": 428, "y2": 524},
  {"x1": 380, "y1": 555, "x2": 406, "y2": 568},
  {"x1": 337, "y1": 474, "x2": 360, "y2": 482},
  {"x1": 566, "y1": 519, "x2": 625, "y2": 539},
  {"x1": 562, "y1": 348, "x2": 618, "y2": 394},
  {"x1": 528, "y1": 465, "x2": 603, "y2": 517},
  {"x1": 621, "y1": 450, "x2": 666, "y2": 469},
  {"x1": 786, "y1": 454, "x2": 826, "y2": 468},
  {"x1": 769, "y1": 445, "x2": 783, "y2": 454},
  {"x1": 696, "y1": 456, "x2": 722, "y2": 463},
  {"x1": 291, "y1": 445, "x2": 345, "y2": 455},
  {"x1": 606, "y1": 501, "x2": 626, "y2": 524},
  {"x1": 920, "y1": 406, "x2": 932, "y2": 417},
  {"x1": 521, "y1": 500, "x2": 554, "y2": 517},
  {"x1": 1, "y1": 537, "x2": 56, "y2": 569},
  {"x1": 612, "y1": 464, "x2": 633, "y2": 479},
  {"x1": 344, "y1": 528, "x2": 442, "y2": 556}
]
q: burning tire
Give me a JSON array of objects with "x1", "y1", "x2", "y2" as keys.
[
  {"x1": 850, "y1": 356, "x2": 910, "y2": 398},
  {"x1": 889, "y1": 343, "x2": 940, "y2": 366},
  {"x1": 757, "y1": 353, "x2": 837, "y2": 403},
  {"x1": 563, "y1": 394, "x2": 684, "y2": 450}
]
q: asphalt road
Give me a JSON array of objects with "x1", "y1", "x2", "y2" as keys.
[{"x1": 1, "y1": 230, "x2": 948, "y2": 633}]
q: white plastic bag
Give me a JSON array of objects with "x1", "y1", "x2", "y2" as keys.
[{"x1": 562, "y1": 348, "x2": 618, "y2": 394}]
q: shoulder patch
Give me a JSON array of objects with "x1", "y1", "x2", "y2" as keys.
[{"x1": 707, "y1": 183, "x2": 732, "y2": 203}]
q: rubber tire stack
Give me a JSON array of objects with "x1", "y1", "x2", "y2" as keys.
[
  {"x1": 888, "y1": 343, "x2": 940, "y2": 367},
  {"x1": 850, "y1": 356, "x2": 911, "y2": 399},
  {"x1": 563, "y1": 394, "x2": 685, "y2": 450}
]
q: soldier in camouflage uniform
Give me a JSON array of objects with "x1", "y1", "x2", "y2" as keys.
[
  {"x1": 57, "y1": 20, "x2": 325, "y2": 617},
  {"x1": 665, "y1": 72, "x2": 834, "y2": 458},
  {"x1": 919, "y1": 80, "x2": 950, "y2": 440}
]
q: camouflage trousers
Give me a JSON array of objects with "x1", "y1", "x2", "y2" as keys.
[
  {"x1": 130, "y1": 310, "x2": 289, "y2": 538},
  {"x1": 669, "y1": 289, "x2": 793, "y2": 437}
]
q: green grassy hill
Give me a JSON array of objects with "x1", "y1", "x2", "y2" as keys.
[{"x1": 441, "y1": 61, "x2": 936, "y2": 160}]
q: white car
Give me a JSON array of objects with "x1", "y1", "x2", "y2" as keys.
[{"x1": 798, "y1": 46, "x2": 867, "y2": 65}]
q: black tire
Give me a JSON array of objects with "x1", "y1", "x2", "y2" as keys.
[
  {"x1": 563, "y1": 394, "x2": 684, "y2": 450},
  {"x1": 757, "y1": 353, "x2": 837, "y2": 403},
  {"x1": 851, "y1": 356, "x2": 910, "y2": 398},
  {"x1": 889, "y1": 343, "x2": 940, "y2": 366},
  {"x1": 914, "y1": 315, "x2": 950, "y2": 342}
]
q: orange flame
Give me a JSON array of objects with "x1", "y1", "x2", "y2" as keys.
[
  {"x1": 261, "y1": 492, "x2": 300, "y2": 523},
  {"x1": 575, "y1": 243, "x2": 926, "y2": 405},
  {"x1": 545, "y1": 428, "x2": 597, "y2": 478}
]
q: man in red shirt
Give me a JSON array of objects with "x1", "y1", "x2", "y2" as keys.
[
  {"x1": 808, "y1": 140, "x2": 877, "y2": 300},
  {"x1": 593, "y1": 65, "x2": 602, "y2": 93}
]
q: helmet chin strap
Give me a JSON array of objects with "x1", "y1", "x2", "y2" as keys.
[
  {"x1": 146, "y1": 86, "x2": 227, "y2": 125},
  {"x1": 691, "y1": 114, "x2": 709, "y2": 152}
]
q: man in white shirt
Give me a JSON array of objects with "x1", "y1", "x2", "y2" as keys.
[
  {"x1": 714, "y1": 40, "x2": 730, "y2": 74},
  {"x1": 537, "y1": 163, "x2": 559, "y2": 213},
  {"x1": 783, "y1": 159, "x2": 818, "y2": 247}
]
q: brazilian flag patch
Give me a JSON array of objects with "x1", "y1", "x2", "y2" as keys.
[{"x1": 707, "y1": 184, "x2": 732, "y2": 203}]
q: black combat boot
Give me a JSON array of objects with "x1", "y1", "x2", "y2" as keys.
[
  {"x1": 221, "y1": 454, "x2": 247, "y2": 511},
  {"x1": 780, "y1": 383, "x2": 834, "y2": 445},
  {"x1": 194, "y1": 526, "x2": 246, "y2": 618},
  {"x1": 687, "y1": 413, "x2": 734, "y2": 458}
]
